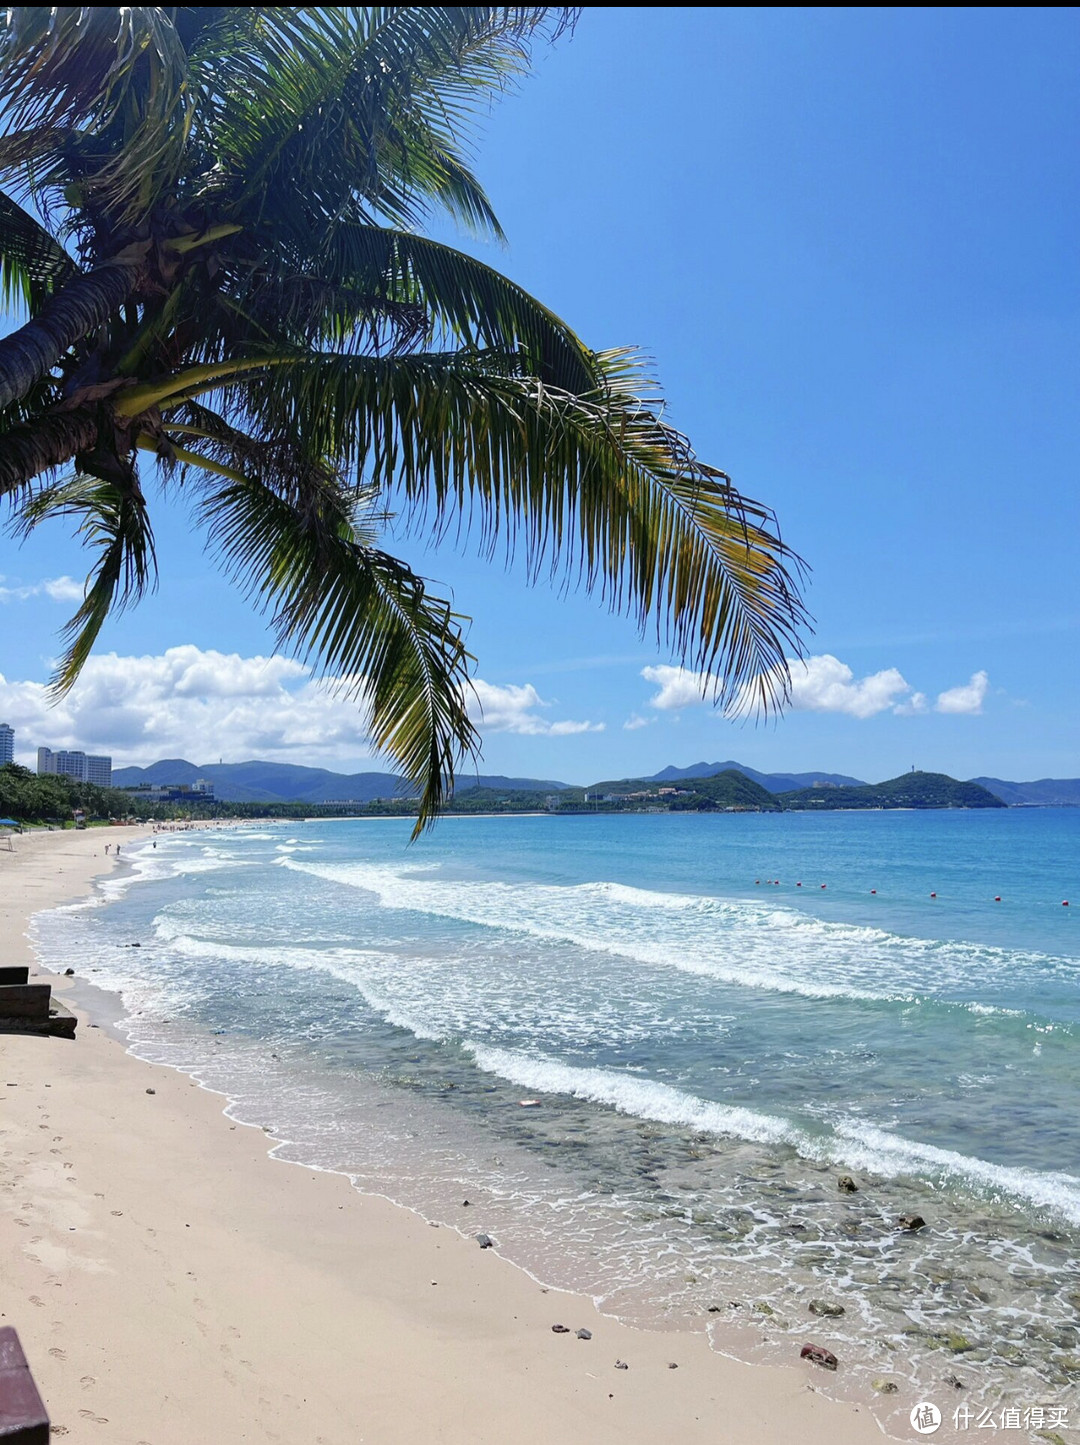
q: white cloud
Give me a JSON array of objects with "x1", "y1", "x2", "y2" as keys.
[
  {"x1": 935, "y1": 670, "x2": 989, "y2": 715},
  {"x1": 469, "y1": 679, "x2": 603, "y2": 736},
  {"x1": 786, "y1": 655, "x2": 912, "y2": 719},
  {"x1": 643, "y1": 654, "x2": 987, "y2": 722},
  {"x1": 622, "y1": 713, "x2": 654, "y2": 731},
  {"x1": 0, "y1": 574, "x2": 83, "y2": 604},
  {"x1": 0, "y1": 646, "x2": 602, "y2": 766},
  {"x1": 641, "y1": 664, "x2": 712, "y2": 710},
  {"x1": 646, "y1": 655, "x2": 912, "y2": 719},
  {"x1": 893, "y1": 691, "x2": 929, "y2": 717}
]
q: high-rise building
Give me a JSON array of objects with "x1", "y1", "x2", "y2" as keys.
[
  {"x1": 0, "y1": 724, "x2": 13, "y2": 765},
  {"x1": 85, "y1": 755, "x2": 112, "y2": 788},
  {"x1": 37, "y1": 747, "x2": 112, "y2": 785}
]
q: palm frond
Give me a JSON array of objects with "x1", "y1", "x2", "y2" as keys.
[
  {"x1": 317, "y1": 223, "x2": 597, "y2": 389},
  {"x1": 0, "y1": 188, "x2": 78, "y2": 312},
  {"x1": 235, "y1": 345, "x2": 806, "y2": 708},
  {"x1": 188, "y1": 449, "x2": 476, "y2": 831},
  {"x1": 0, "y1": 6, "x2": 193, "y2": 222},
  {"x1": 193, "y1": 7, "x2": 575, "y2": 237},
  {"x1": 11, "y1": 469, "x2": 157, "y2": 690}
]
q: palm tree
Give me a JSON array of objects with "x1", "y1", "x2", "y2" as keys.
[{"x1": 0, "y1": 6, "x2": 806, "y2": 828}]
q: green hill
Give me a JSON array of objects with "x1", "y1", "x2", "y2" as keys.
[
  {"x1": 776, "y1": 771, "x2": 1006, "y2": 810},
  {"x1": 577, "y1": 769, "x2": 779, "y2": 811}
]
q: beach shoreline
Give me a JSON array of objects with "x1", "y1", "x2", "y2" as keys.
[{"x1": 0, "y1": 828, "x2": 893, "y2": 1444}]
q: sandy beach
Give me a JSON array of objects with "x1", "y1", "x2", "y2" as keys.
[{"x1": 0, "y1": 829, "x2": 888, "y2": 1444}]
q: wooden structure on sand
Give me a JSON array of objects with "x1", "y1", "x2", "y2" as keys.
[{"x1": 0, "y1": 966, "x2": 77, "y2": 1039}]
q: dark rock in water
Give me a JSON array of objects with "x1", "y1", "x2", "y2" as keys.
[
  {"x1": 63, "y1": 968, "x2": 75, "y2": 976},
  {"x1": 668, "y1": 1362, "x2": 678, "y2": 1369},
  {"x1": 551, "y1": 1324, "x2": 570, "y2": 1334},
  {"x1": 145, "y1": 1088, "x2": 155, "y2": 1095},
  {"x1": 898, "y1": 1213, "x2": 926, "y2": 1231},
  {"x1": 872, "y1": 1379, "x2": 899, "y2": 1394},
  {"x1": 576, "y1": 1329, "x2": 592, "y2": 1340},
  {"x1": 475, "y1": 1233, "x2": 494, "y2": 1249},
  {"x1": 943, "y1": 1372, "x2": 966, "y2": 1390},
  {"x1": 614, "y1": 1359, "x2": 628, "y2": 1370},
  {"x1": 462, "y1": 1199, "x2": 470, "y2": 1207},
  {"x1": 706, "y1": 1305, "x2": 723, "y2": 1313},
  {"x1": 837, "y1": 1175, "x2": 858, "y2": 1193},
  {"x1": 800, "y1": 1344, "x2": 838, "y2": 1370},
  {"x1": 808, "y1": 1299, "x2": 845, "y2": 1318}
]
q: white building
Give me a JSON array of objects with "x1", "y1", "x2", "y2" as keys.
[
  {"x1": 85, "y1": 755, "x2": 112, "y2": 788},
  {"x1": 0, "y1": 724, "x2": 13, "y2": 765},
  {"x1": 36, "y1": 748, "x2": 112, "y2": 787}
]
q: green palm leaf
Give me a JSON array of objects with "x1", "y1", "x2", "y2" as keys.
[
  {"x1": 235, "y1": 345, "x2": 805, "y2": 708},
  {"x1": 191, "y1": 452, "x2": 476, "y2": 831},
  {"x1": 13, "y1": 469, "x2": 157, "y2": 690},
  {"x1": 0, "y1": 190, "x2": 77, "y2": 311}
]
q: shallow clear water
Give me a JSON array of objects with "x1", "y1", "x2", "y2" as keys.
[{"x1": 32, "y1": 810, "x2": 1080, "y2": 1431}]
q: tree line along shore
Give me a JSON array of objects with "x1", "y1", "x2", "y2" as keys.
[{"x1": 0, "y1": 763, "x2": 1005, "y2": 827}]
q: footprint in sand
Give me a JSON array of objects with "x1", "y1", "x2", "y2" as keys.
[
  {"x1": 80, "y1": 1376, "x2": 95, "y2": 1388},
  {"x1": 13, "y1": 1217, "x2": 29, "y2": 1228},
  {"x1": 77, "y1": 1409, "x2": 108, "y2": 1423},
  {"x1": 48, "y1": 1425, "x2": 69, "y2": 1435},
  {"x1": 48, "y1": 1347, "x2": 66, "y2": 1360},
  {"x1": 110, "y1": 1210, "x2": 123, "y2": 1217},
  {"x1": 29, "y1": 1295, "x2": 44, "y2": 1308}
]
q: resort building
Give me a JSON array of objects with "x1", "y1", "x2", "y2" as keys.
[
  {"x1": 37, "y1": 747, "x2": 113, "y2": 787},
  {"x1": 0, "y1": 723, "x2": 13, "y2": 765},
  {"x1": 85, "y1": 755, "x2": 113, "y2": 788}
]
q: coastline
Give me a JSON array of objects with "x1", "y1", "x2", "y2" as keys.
[{"x1": 0, "y1": 829, "x2": 889, "y2": 1444}]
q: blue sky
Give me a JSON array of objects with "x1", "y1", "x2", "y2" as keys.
[{"x1": 2, "y1": 7, "x2": 1078, "y2": 784}]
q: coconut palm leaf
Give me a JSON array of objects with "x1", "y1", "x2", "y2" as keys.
[
  {"x1": 0, "y1": 6, "x2": 194, "y2": 222},
  {"x1": 0, "y1": 189, "x2": 77, "y2": 312},
  {"x1": 231, "y1": 345, "x2": 805, "y2": 707},
  {"x1": 191, "y1": 452, "x2": 475, "y2": 831},
  {"x1": 12, "y1": 469, "x2": 157, "y2": 689}
]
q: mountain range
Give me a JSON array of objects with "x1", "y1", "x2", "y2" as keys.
[
  {"x1": 112, "y1": 758, "x2": 570, "y2": 804},
  {"x1": 111, "y1": 757, "x2": 1080, "y2": 806}
]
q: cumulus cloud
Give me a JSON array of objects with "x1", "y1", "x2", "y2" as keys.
[
  {"x1": 469, "y1": 679, "x2": 603, "y2": 736},
  {"x1": 893, "y1": 691, "x2": 929, "y2": 717},
  {"x1": 0, "y1": 574, "x2": 83, "y2": 604},
  {"x1": 785, "y1": 655, "x2": 912, "y2": 719},
  {"x1": 641, "y1": 664, "x2": 712, "y2": 710},
  {"x1": 642, "y1": 655, "x2": 989, "y2": 722},
  {"x1": 935, "y1": 670, "x2": 989, "y2": 715},
  {"x1": 0, "y1": 646, "x2": 602, "y2": 766},
  {"x1": 622, "y1": 713, "x2": 654, "y2": 731}
]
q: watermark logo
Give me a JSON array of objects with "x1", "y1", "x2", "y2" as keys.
[{"x1": 910, "y1": 1403, "x2": 942, "y2": 1435}]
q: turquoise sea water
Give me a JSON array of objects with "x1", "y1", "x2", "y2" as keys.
[{"x1": 33, "y1": 809, "x2": 1080, "y2": 1426}]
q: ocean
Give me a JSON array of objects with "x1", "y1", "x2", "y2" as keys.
[{"x1": 32, "y1": 808, "x2": 1080, "y2": 1428}]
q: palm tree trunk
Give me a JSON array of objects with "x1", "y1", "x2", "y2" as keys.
[
  {"x1": 0, "y1": 253, "x2": 147, "y2": 412},
  {"x1": 0, "y1": 406, "x2": 100, "y2": 496}
]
